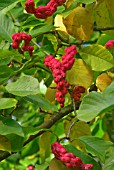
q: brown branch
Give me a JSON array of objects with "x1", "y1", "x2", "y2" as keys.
[
  {"x1": 0, "y1": 102, "x2": 80, "y2": 162},
  {"x1": 93, "y1": 26, "x2": 114, "y2": 31}
]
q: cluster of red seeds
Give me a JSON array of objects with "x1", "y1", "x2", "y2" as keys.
[
  {"x1": 44, "y1": 45, "x2": 77, "y2": 107},
  {"x1": 51, "y1": 142, "x2": 93, "y2": 170},
  {"x1": 105, "y1": 40, "x2": 114, "y2": 50},
  {"x1": 12, "y1": 32, "x2": 34, "y2": 56},
  {"x1": 72, "y1": 86, "x2": 85, "y2": 102},
  {"x1": 25, "y1": 0, "x2": 66, "y2": 19}
]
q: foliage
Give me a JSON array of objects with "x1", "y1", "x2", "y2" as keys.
[{"x1": 0, "y1": 0, "x2": 114, "y2": 170}]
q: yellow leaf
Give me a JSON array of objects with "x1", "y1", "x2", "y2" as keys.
[
  {"x1": 39, "y1": 131, "x2": 51, "y2": 163},
  {"x1": 70, "y1": 121, "x2": 91, "y2": 151},
  {"x1": 49, "y1": 158, "x2": 69, "y2": 170},
  {"x1": 63, "y1": 7, "x2": 93, "y2": 41},
  {"x1": 46, "y1": 82, "x2": 56, "y2": 103},
  {"x1": 66, "y1": 59, "x2": 94, "y2": 89},
  {"x1": 96, "y1": 73, "x2": 113, "y2": 91},
  {"x1": 66, "y1": 0, "x2": 74, "y2": 8},
  {"x1": 54, "y1": 14, "x2": 69, "y2": 39}
]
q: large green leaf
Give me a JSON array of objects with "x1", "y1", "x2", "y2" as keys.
[
  {"x1": 64, "y1": 144, "x2": 102, "y2": 170},
  {"x1": 1, "y1": 1, "x2": 19, "y2": 14},
  {"x1": 79, "y1": 136, "x2": 114, "y2": 162},
  {"x1": 0, "y1": 0, "x2": 18, "y2": 10},
  {"x1": 103, "y1": 147, "x2": 114, "y2": 170},
  {"x1": 5, "y1": 75, "x2": 40, "y2": 96},
  {"x1": 24, "y1": 94, "x2": 58, "y2": 112},
  {"x1": 30, "y1": 24, "x2": 55, "y2": 37},
  {"x1": 0, "y1": 116, "x2": 24, "y2": 137},
  {"x1": 0, "y1": 13, "x2": 15, "y2": 41},
  {"x1": 79, "y1": 44, "x2": 114, "y2": 71},
  {"x1": 77, "y1": 82, "x2": 114, "y2": 122},
  {"x1": 0, "y1": 98, "x2": 17, "y2": 110}
]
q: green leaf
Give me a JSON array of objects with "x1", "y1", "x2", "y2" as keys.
[
  {"x1": 79, "y1": 136, "x2": 114, "y2": 162},
  {"x1": 77, "y1": 82, "x2": 114, "y2": 122},
  {"x1": 103, "y1": 147, "x2": 114, "y2": 170},
  {"x1": 24, "y1": 94, "x2": 58, "y2": 112},
  {"x1": 97, "y1": 34, "x2": 114, "y2": 46},
  {"x1": 6, "y1": 134, "x2": 24, "y2": 152},
  {"x1": 64, "y1": 144, "x2": 102, "y2": 170},
  {"x1": 0, "y1": 98, "x2": 17, "y2": 110},
  {"x1": 0, "y1": 0, "x2": 18, "y2": 10},
  {"x1": 23, "y1": 16, "x2": 42, "y2": 28},
  {"x1": 30, "y1": 24, "x2": 55, "y2": 37},
  {"x1": 0, "y1": 50, "x2": 15, "y2": 65},
  {"x1": 35, "y1": 163, "x2": 49, "y2": 170},
  {"x1": 0, "y1": 116, "x2": 24, "y2": 137},
  {"x1": 0, "y1": 13, "x2": 15, "y2": 41},
  {"x1": 0, "y1": 65, "x2": 14, "y2": 84},
  {"x1": 1, "y1": 1, "x2": 19, "y2": 14},
  {"x1": 5, "y1": 75, "x2": 40, "y2": 96},
  {"x1": 0, "y1": 135, "x2": 11, "y2": 153},
  {"x1": 79, "y1": 44, "x2": 114, "y2": 71}
]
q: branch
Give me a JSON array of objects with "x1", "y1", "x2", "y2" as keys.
[
  {"x1": 93, "y1": 26, "x2": 114, "y2": 31},
  {"x1": 0, "y1": 102, "x2": 80, "y2": 162}
]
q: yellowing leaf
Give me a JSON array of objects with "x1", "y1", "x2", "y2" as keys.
[
  {"x1": 70, "y1": 121, "x2": 91, "y2": 151},
  {"x1": 0, "y1": 135, "x2": 11, "y2": 153},
  {"x1": 46, "y1": 82, "x2": 56, "y2": 103},
  {"x1": 66, "y1": 59, "x2": 94, "y2": 89},
  {"x1": 70, "y1": 121, "x2": 91, "y2": 140},
  {"x1": 54, "y1": 14, "x2": 69, "y2": 39},
  {"x1": 96, "y1": 73, "x2": 113, "y2": 91},
  {"x1": 39, "y1": 131, "x2": 51, "y2": 163},
  {"x1": 49, "y1": 158, "x2": 69, "y2": 170},
  {"x1": 95, "y1": 1, "x2": 114, "y2": 36},
  {"x1": 63, "y1": 7, "x2": 93, "y2": 41},
  {"x1": 105, "y1": 0, "x2": 114, "y2": 18}
]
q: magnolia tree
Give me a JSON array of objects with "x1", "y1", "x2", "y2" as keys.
[{"x1": 0, "y1": 0, "x2": 114, "y2": 170}]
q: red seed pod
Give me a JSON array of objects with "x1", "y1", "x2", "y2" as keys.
[
  {"x1": 26, "y1": 165, "x2": 34, "y2": 170},
  {"x1": 25, "y1": 0, "x2": 66, "y2": 19},
  {"x1": 12, "y1": 32, "x2": 34, "y2": 56},
  {"x1": 51, "y1": 142, "x2": 93, "y2": 170},
  {"x1": 105, "y1": 40, "x2": 114, "y2": 50},
  {"x1": 25, "y1": 0, "x2": 35, "y2": 14}
]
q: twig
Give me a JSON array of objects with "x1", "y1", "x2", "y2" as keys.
[
  {"x1": 66, "y1": 121, "x2": 76, "y2": 139},
  {"x1": 93, "y1": 26, "x2": 114, "y2": 31},
  {"x1": 31, "y1": 40, "x2": 49, "y2": 55}
]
